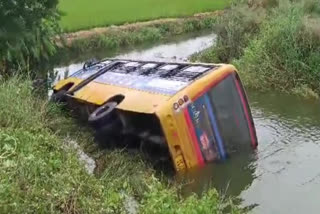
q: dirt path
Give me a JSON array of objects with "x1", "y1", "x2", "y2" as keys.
[{"x1": 59, "y1": 11, "x2": 223, "y2": 45}]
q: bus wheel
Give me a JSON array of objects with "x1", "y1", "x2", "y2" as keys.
[{"x1": 88, "y1": 101, "x2": 118, "y2": 128}]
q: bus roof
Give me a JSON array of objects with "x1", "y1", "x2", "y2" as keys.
[{"x1": 70, "y1": 59, "x2": 219, "y2": 96}]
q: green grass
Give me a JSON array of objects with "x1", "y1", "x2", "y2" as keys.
[
  {"x1": 59, "y1": 0, "x2": 229, "y2": 31},
  {"x1": 0, "y1": 77, "x2": 244, "y2": 213}
]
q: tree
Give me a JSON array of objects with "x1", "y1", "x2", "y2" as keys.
[{"x1": 0, "y1": 0, "x2": 60, "y2": 74}]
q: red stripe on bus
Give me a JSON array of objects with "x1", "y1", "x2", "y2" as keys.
[
  {"x1": 183, "y1": 109, "x2": 205, "y2": 166},
  {"x1": 234, "y1": 79, "x2": 257, "y2": 148}
]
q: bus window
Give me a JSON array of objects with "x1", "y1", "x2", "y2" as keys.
[
  {"x1": 186, "y1": 73, "x2": 256, "y2": 164},
  {"x1": 207, "y1": 73, "x2": 256, "y2": 154},
  {"x1": 187, "y1": 98, "x2": 221, "y2": 163}
]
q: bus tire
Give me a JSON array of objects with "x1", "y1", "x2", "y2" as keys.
[{"x1": 88, "y1": 101, "x2": 118, "y2": 128}]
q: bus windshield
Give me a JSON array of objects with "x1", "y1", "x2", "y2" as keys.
[{"x1": 187, "y1": 73, "x2": 257, "y2": 163}]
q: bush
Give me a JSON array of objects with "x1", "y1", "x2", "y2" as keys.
[
  {"x1": 0, "y1": 0, "x2": 60, "y2": 75},
  {"x1": 236, "y1": 1, "x2": 320, "y2": 95},
  {"x1": 194, "y1": 0, "x2": 320, "y2": 97},
  {"x1": 192, "y1": 0, "x2": 266, "y2": 63}
]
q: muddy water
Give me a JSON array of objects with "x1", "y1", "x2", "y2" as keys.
[
  {"x1": 54, "y1": 33, "x2": 320, "y2": 214},
  {"x1": 242, "y1": 91, "x2": 320, "y2": 213}
]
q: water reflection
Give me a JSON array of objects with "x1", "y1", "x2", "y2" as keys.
[
  {"x1": 179, "y1": 152, "x2": 256, "y2": 197},
  {"x1": 117, "y1": 34, "x2": 216, "y2": 62}
]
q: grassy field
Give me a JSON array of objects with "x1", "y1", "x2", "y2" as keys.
[
  {"x1": 59, "y1": 0, "x2": 229, "y2": 31},
  {"x1": 0, "y1": 77, "x2": 243, "y2": 213}
]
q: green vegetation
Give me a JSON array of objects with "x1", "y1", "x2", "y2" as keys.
[
  {"x1": 193, "y1": 0, "x2": 320, "y2": 98},
  {"x1": 0, "y1": 0, "x2": 60, "y2": 74},
  {"x1": 0, "y1": 77, "x2": 243, "y2": 213},
  {"x1": 65, "y1": 15, "x2": 218, "y2": 59},
  {"x1": 59, "y1": 0, "x2": 229, "y2": 31}
]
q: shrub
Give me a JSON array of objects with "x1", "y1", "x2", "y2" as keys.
[
  {"x1": 194, "y1": 0, "x2": 320, "y2": 97},
  {"x1": 0, "y1": 0, "x2": 60, "y2": 75},
  {"x1": 236, "y1": 1, "x2": 320, "y2": 94},
  {"x1": 192, "y1": 0, "x2": 267, "y2": 63}
]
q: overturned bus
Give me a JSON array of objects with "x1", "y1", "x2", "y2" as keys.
[{"x1": 52, "y1": 59, "x2": 258, "y2": 172}]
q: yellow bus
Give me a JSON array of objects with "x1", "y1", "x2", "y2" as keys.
[{"x1": 52, "y1": 59, "x2": 258, "y2": 171}]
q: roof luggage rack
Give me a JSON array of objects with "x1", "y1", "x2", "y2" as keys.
[{"x1": 68, "y1": 59, "x2": 219, "y2": 95}]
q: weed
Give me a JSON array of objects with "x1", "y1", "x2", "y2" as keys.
[
  {"x1": 192, "y1": 0, "x2": 265, "y2": 63},
  {"x1": 194, "y1": 0, "x2": 320, "y2": 98},
  {"x1": 236, "y1": 1, "x2": 320, "y2": 94}
]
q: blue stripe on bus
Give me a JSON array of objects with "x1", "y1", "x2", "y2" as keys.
[
  {"x1": 204, "y1": 94, "x2": 226, "y2": 160},
  {"x1": 189, "y1": 97, "x2": 207, "y2": 160}
]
